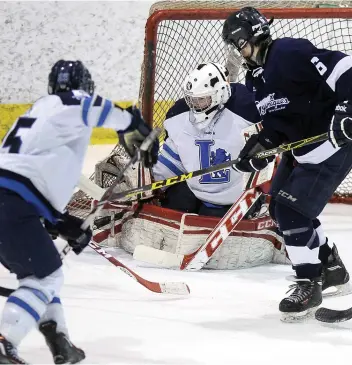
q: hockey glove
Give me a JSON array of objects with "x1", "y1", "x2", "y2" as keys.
[
  {"x1": 54, "y1": 213, "x2": 92, "y2": 255},
  {"x1": 118, "y1": 106, "x2": 159, "y2": 168},
  {"x1": 329, "y1": 101, "x2": 352, "y2": 148},
  {"x1": 44, "y1": 220, "x2": 59, "y2": 240},
  {"x1": 233, "y1": 132, "x2": 276, "y2": 173}
]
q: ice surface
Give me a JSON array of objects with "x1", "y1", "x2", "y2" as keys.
[{"x1": 1, "y1": 146, "x2": 352, "y2": 365}]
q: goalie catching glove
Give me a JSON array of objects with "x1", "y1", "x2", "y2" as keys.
[
  {"x1": 232, "y1": 132, "x2": 276, "y2": 173},
  {"x1": 118, "y1": 105, "x2": 159, "y2": 167},
  {"x1": 45, "y1": 213, "x2": 92, "y2": 255},
  {"x1": 329, "y1": 101, "x2": 352, "y2": 148}
]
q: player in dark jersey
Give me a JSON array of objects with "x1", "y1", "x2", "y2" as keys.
[{"x1": 222, "y1": 7, "x2": 351, "y2": 321}]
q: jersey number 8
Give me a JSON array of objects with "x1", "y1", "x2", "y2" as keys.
[{"x1": 311, "y1": 57, "x2": 327, "y2": 76}]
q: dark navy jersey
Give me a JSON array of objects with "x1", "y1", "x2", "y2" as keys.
[{"x1": 246, "y1": 37, "x2": 352, "y2": 162}]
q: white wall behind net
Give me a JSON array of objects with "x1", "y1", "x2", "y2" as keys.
[{"x1": 0, "y1": 1, "x2": 153, "y2": 103}]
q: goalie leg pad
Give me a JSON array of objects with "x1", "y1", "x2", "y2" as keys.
[{"x1": 117, "y1": 204, "x2": 287, "y2": 270}]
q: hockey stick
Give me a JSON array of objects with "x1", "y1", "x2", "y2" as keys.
[
  {"x1": 315, "y1": 306, "x2": 352, "y2": 323},
  {"x1": 108, "y1": 132, "x2": 329, "y2": 201},
  {"x1": 88, "y1": 240, "x2": 190, "y2": 295},
  {"x1": 78, "y1": 174, "x2": 105, "y2": 200},
  {"x1": 89, "y1": 202, "x2": 190, "y2": 295},
  {"x1": 76, "y1": 128, "x2": 189, "y2": 294},
  {"x1": 133, "y1": 187, "x2": 263, "y2": 271}
]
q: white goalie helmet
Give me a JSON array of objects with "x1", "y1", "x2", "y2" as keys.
[{"x1": 183, "y1": 62, "x2": 231, "y2": 130}]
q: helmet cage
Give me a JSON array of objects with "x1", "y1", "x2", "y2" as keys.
[
  {"x1": 184, "y1": 91, "x2": 217, "y2": 114},
  {"x1": 48, "y1": 60, "x2": 95, "y2": 95},
  {"x1": 222, "y1": 7, "x2": 271, "y2": 67}
]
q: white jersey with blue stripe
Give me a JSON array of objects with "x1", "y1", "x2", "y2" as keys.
[
  {"x1": 153, "y1": 83, "x2": 261, "y2": 206},
  {"x1": 0, "y1": 90, "x2": 133, "y2": 222}
]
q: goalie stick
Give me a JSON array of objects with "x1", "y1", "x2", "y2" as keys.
[
  {"x1": 108, "y1": 132, "x2": 328, "y2": 201},
  {"x1": 133, "y1": 187, "x2": 263, "y2": 271},
  {"x1": 315, "y1": 306, "x2": 352, "y2": 323}
]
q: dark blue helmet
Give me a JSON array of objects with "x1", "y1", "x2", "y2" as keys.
[
  {"x1": 222, "y1": 7, "x2": 272, "y2": 66},
  {"x1": 48, "y1": 60, "x2": 95, "y2": 95}
]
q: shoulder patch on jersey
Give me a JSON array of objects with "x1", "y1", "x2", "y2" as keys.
[{"x1": 225, "y1": 83, "x2": 261, "y2": 123}]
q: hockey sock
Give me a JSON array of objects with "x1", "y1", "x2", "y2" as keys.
[
  {"x1": 0, "y1": 286, "x2": 50, "y2": 346},
  {"x1": 39, "y1": 297, "x2": 69, "y2": 336},
  {"x1": 276, "y1": 202, "x2": 321, "y2": 279},
  {"x1": 313, "y1": 219, "x2": 332, "y2": 264}
]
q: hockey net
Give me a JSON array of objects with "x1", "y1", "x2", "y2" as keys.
[
  {"x1": 139, "y1": 0, "x2": 352, "y2": 203},
  {"x1": 66, "y1": 0, "x2": 352, "y2": 269}
]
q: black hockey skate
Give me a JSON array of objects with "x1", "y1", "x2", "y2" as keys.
[
  {"x1": 279, "y1": 276, "x2": 322, "y2": 322},
  {"x1": 39, "y1": 321, "x2": 85, "y2": 364},
  {"x1": 322, "y1": 244, "x2": 350, "y2": 297},
  {"x1": 0, "y1": 335, "x2": 27, "y2": 364}
]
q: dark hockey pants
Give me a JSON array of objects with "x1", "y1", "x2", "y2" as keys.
[
  {"x1": 0, "y1": 188, "x2": 62, "y2": 280},
  {"x1": 269, "y1": 145, "x2": 352, "y2": 278},
  {"x1": 160, "y1": 181, "x2": 263, "y2": 218}
]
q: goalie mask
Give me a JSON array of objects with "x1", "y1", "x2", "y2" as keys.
[
  {"x1": 222, "y1": 7, "x2": 272, "y2": 68},
  {"x1": 183, "y1": 63, "x2": 231, "y2": 130},
  {"x1": 48, "y1": 60, "x2": 95, "y2": 95}
]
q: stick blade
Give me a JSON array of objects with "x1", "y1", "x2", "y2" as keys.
[
  {"x1": 315, "y1": 307, "x2": 352, "y2": 323},
  {"x1": 160, "y1": 282, "x2": 190, "y2": 295},
  {"x1": 133, "y1": 245, "x2": 184, "y2": 269}
]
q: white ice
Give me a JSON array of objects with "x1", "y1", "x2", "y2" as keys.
[{"x1": 1, "y1": 145, "x2": 352, "y2": 365}]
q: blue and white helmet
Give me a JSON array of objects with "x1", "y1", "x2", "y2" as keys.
[{"x1": 183, "y1": 62, "x2": 231, "y2": 130}]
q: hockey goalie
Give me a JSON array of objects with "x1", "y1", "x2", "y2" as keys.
[{"x1": 85, "y1": 62, "x2": 290, "y2": 270}]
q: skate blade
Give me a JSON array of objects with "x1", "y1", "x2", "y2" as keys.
[
  {"x1": 280, "y1": 307, "x2": 318, "y2": 323},
  {"x1": 323, "y1": 282, "x2": 352, "y2": 298}
]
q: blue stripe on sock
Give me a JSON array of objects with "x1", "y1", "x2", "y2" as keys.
[
  {"x1": 7, "y1": 296, "x2": 40, "y2": 321},
  {"x1": 51, "y1": 297, "x2": 61, "y2": 304}
]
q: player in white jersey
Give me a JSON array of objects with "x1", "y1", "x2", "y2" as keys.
[
  {"x1": 0, "y1": 60, "x2": 159, "y2": 364},
  {"x1": 153, "y1": 62, "x2": 263, "y2": 217}
]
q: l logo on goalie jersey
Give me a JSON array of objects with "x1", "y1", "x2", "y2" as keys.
[{"x1": 195, "y1": 140, "x2": 231, "y2": 184}]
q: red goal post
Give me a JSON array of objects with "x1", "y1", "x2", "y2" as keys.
[{"x1": 139, "y1": 0, "x2": 352, "y2": 203}]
